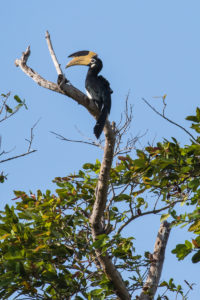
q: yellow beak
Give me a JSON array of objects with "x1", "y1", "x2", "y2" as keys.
[{"x1": 66, "y1": 51, "x2": 97, "y2": 68}]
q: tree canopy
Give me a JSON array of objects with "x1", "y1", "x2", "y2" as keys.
[{"x1": 0, "y1": 107, "x2": 200, "y2": 299}]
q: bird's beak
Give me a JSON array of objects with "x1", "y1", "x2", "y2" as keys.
[{"x1": 66, "y1": 50, "x2": 97, "y2": 68}]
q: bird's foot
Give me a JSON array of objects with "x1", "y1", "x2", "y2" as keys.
[{"x1": 57, "y1": 74, "x2": 69, "y2": 86}]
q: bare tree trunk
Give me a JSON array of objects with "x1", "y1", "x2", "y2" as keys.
[
  {"x1": 139, "y1": 221, "x2": 171, "y2": 300},
  {"x1": 90, "y1": 125, "x2": 131, "y2": 300}
]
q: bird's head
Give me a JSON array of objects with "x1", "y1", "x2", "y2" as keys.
[{"x1": 66, "y1": 50, "x2": 102, "y2": 70}]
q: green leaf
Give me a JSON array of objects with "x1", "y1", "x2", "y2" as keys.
[
  {"x1": 83, "y1": 163, "x2": 94, "y2": 170},
  {"x1": 172, "y1": 244, "x2": 191, "y2": 260},
  {"x1": 136, "y1": 150, "x2": 147, "y2": 160},
  {"x1": 188, "y1": 220, "x2": 200, "y2": 233},
  {"x1": 114, "y1": 194, "x2": 131, "y2": 202},
  {"x1": 168, "y1": 278, "x2": 175, "y2": 289},
  {"x1": 160, "y1": 213, "x2": 170, "y2": 222},
  {"x1": 192, "y1": 250, "x2": 200, "y2": 263},
  {"x1": 5, "y1": 105, "x2": 12, "y2": 113},
  {"x1": 196, "y1": 107, "x2": 200, "y2": 121},
  {"x1": 15, "y1": 103, "x2": 23, "y2": 110},
  {"x1": 185, "y1": 115, "x2": 199, "y2": 122},
  {"x1": 188, "y1": 178, "x2": 200, "y2": 191},
  {"x1": 191, "y1": 123, "x2": 200, "y2": 133},
  {"x1": 91, "y1": 288, "x2": 104, "y2": 296},
  {"x1": 185, "y1": 240, "x2": 192, "y2": 249},
  {"x1": 159, "y1": 280, "x2": 168, "y2": 287},
  {"x1": 93, "y1": 234, "x2": 108, "y2": 249},
  {"x1": 14, "y1": 95, "x2": 22, "y2": 103},
  {"x1": 133, "y1": 159, "x2": 146, "y2": 168}
]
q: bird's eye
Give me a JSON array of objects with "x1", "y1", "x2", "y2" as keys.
[{"x1": 91, "y1": 58, "x2": 96, "y2": 64}]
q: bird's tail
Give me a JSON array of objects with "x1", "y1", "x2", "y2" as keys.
[{"x1": 94, "y1": 106, "x2": 108, "y2": 139}]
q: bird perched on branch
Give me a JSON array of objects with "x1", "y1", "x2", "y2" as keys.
[{"x1": 66, "y1": 51, "x2": 112, "y2": 139}]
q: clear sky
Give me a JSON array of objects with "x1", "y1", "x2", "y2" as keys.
[{"x1": 1, "y1": 0, "x2": 200, "y2": 298}]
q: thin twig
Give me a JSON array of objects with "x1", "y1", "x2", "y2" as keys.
[
  {"x1": 0, "y1": 150, "x2": 36, "y2": 164},
  {"x1": 45, "y1": 31, "x2": 63, "y2": 75},
  {"x1": 117, "y1": 199, "x2": 183, "y2": 234},
  {"x1": 106, "y1": 182, "x2": 116, "y2": 210},
  {"x1": 153, "y1": 193, "x2": 161, "y2": 210},
  {"x1": 50, "y1": 131, "x2": 100, "y2": 147},
  {"x1": 0, "y1": 106, "x2": 21, "y2": 123},
  {"x1": 0, "y1": 92, "x2": 10, "y2": 115},
  {"x1": 184, "y1": 281, "x2": 195, "y2": 299},
  {"x1": 142, "y1": 98, "x2": 197, "y2": 142},
  {"x1": 1, "y1": 120, "x2": 38, "y2": 164},
  {"x1": 114, "y1": 93, "x2": 137, "y2": 156},
  {"x1": 162, "y1": 96, "x2": 167, "y2": 116},
  {"x1": 74, "y1": 125, "x2": 104, "y2": 146},
  {"x1": 26, "y1": 118, "x2": 41, "y2": 152},
  {"x1": 0, "y1": 147, "x2": 16, "y2": 157}
]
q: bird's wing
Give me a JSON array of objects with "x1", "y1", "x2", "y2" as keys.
[
  {"x1": 98, "y1": 76, "x2": 112, "y2": 114},
  {"x1": 98, "y1": 75, "x2": 113, "y2": 94}
]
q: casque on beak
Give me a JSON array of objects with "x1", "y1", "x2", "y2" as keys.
[{"x1": 66, "y1": 50, "x2": 97, "y2": 68}]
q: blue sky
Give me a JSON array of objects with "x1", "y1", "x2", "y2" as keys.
[{"x1": 1, "y1": 0, "x2": 200, "y2": 298}]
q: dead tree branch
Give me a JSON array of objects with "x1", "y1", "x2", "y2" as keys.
[
  {"x1": 0, "y1": 121, "x2": 37, "y2": 164},
  {"x1": 117, "y1": 198, "x2": 183, "y2": 235},
  {"x1": 15, "y1": 32, "x2": 130, "y2": 300},
  {"x1": 114, "y1": 93, "x2": 147, "y2": 156},
  {"x1": 0, "y1": 150, "x2": 36, "y2": 164},
  {"x1": 50, "y1": 131, "x2": 101, "y2": 148},
  {"x1": 45, "y1": 31, "x2": 63, "y2": 75},
  {"x1": 15, "y1": 36, "x2": 99, "y2": 119},
  {"x1": 26, "y1": 118, "x2": 40, "y2": 152},
  {"x1": 142, "y1": 97, "x2": 196, "y2": 142},
  {"x1": 139, "y1": 221, "x2": 171, "y2": 300}
]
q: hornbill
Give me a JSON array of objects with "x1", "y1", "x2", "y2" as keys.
[{"x1": 66, "y1": 51, "x2": 112, "y2": 139}]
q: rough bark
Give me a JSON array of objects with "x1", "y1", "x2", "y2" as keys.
[
  {"x1": 89, "y1": 123, "x2": 131, "y2": 299},
  {"x1": 15, "y1": 32, "x2": 131, "y2": 300},
  {"x1": 139, "y1": 221, "x2": 171, "y2": 300},
  {"x1": 90, "y1": 125, "x2": 115, "y2": 233}
]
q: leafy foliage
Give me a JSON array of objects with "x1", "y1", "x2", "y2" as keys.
[
  {"x1": 1, "y1": 108, "x2": 200, "y2": 298},
  {"x1": 0, "y1": 92, "x2": 32, "y2": 183},
  {"x1": 0, "y1": 167, "x2": 144, "y2": 299},
  {"x1": 0, "y1": 92, "x2": 27, "y2": 123}
]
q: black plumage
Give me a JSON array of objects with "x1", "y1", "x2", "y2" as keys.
[
  {"x1": 85, "y1": 57, "x2": 112, "y2": 139},
  {"x1": 66, "y1": 51, "x2": 112, "y2": 139}
]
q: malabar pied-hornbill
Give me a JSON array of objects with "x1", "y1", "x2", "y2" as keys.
[{"x1": 66, "y1": 51, "x2": 112, "y2": 139}]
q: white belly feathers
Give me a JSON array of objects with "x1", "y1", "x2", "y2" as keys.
[{"x1": 86, "y1": 89, "x2": 93, "y2": 99}]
